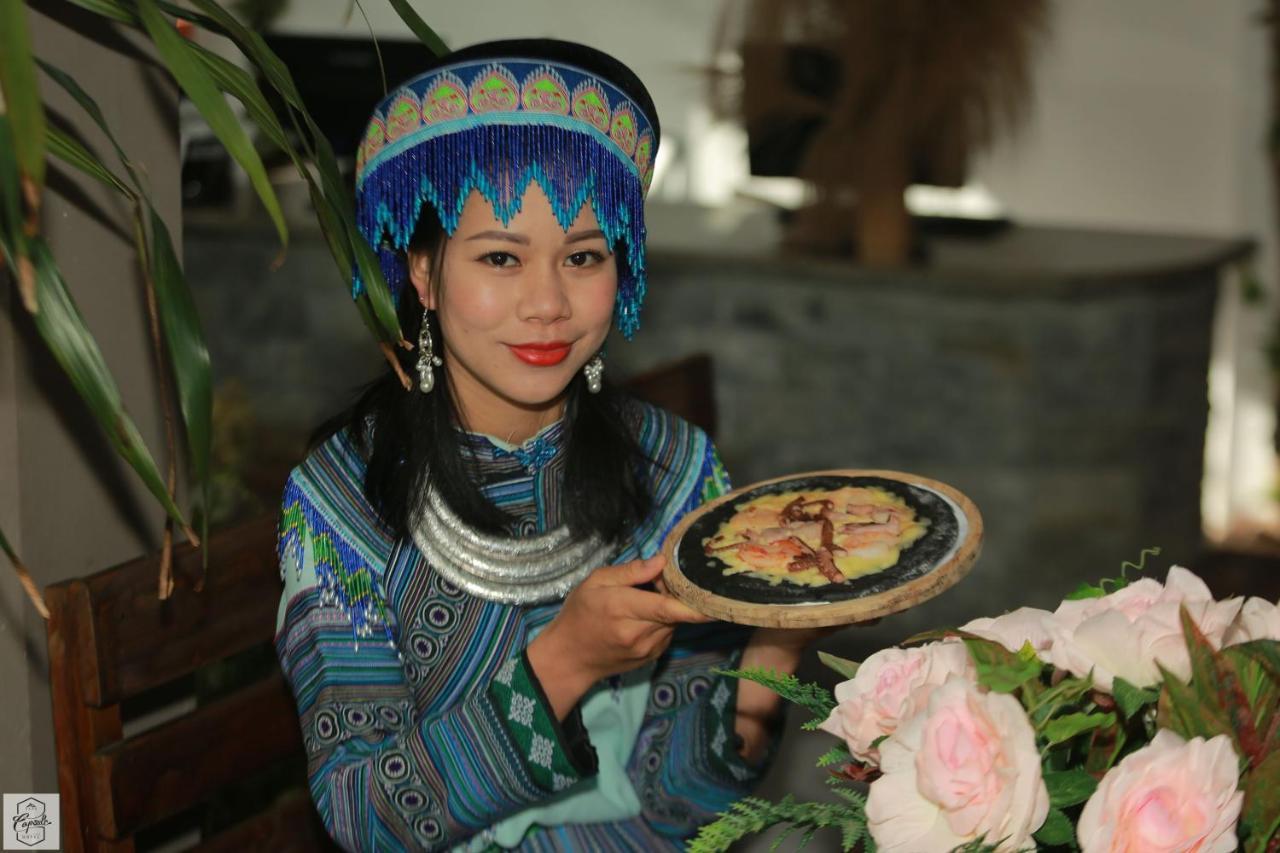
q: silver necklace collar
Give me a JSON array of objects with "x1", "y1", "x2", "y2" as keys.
[{"x1": 410, "y1": 486, "x2": 614, "y2": 604}]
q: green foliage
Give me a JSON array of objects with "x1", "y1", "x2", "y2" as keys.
[
  {"x1": 1024, "y1": 674, "x2": 1092, "y2": 727},
  {"x1": 963, "y1": 636, "x2": 1041, "y2": 694},
  {"x1": 1032, "y1": 807, "x2": 1076, "y2": 848},
  {"x1": 1043, "y1": 768, "x2": 1097, "y2": 809},
  {"x1": 9, "y1": 237, "x2": 191, "y2": 531},
  {"x1": 1064, "y1": 545, "x2": 1160, "y2": 600},
  {"x1": 0, "y1": 0, "x2": 45, "y2": 190},
  {"x1": 0, "y1": 0, "x2": 456, "y2": 604},
  {"x1": 818, "y1": 650, "x2": 861, "y2": 680},
  {"x1": 1112, "y1": 677, "x2": 1159, "y2": 721},
  {"x1": 687, "y1": 795, "x2": 868, "y2": 853},
  {"x1": 1042, "y1": 711, "x2": 1116, "y2": 748},
  {"x1": 38, "y1": 59, "x2": 212, "y2": 551},
  {"x1": 816, "y1": 744, "x2": 851, "y2": 768},
  {"x1": 716, "y1": 667, "x2": 835, "y2": 719},
  {"x1": 136, "y1": 0, "x2": 287, "y2": 250},
  {"x1": 1242, "y1": 748, "x2": 1280, "y2": 853}
]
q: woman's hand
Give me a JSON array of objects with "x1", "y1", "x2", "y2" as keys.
[
  {"x1": 527, "y1": 555, "x2": 712, "y2": 720},
  {"x1": 734, "y1": 621, "x2": 877, "y2": 762}
]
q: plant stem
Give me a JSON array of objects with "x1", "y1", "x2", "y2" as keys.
[{"x1": 132, "y1": 204, "x2": 190, "y2": 598}]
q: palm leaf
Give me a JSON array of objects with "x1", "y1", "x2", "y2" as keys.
[
  {"x1": 18, "y1": 238, "x2": 193, "y2": 540},
  {"x1": 45, "y1": 126, "x2": 132, "y2": 195},
  {"x1": 385, "y1": 0, "x2": 449, "y2": 56},
  {"x1": 40, "y1": 63, "x2": 212, "y2": 553},
  {"x1": 179, "y1": 0, "x2": 404, "y2": 344},
  {"x1": 0, "y1": 1, "x2": 46, "y2": 191},
  {"x1": 135, "y1": 0, "x2": 288, "y2": 252}
]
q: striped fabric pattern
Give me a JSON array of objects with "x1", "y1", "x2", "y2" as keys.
[{"x1": 274, "y1": 402, "x2": 778, "y2": 851}]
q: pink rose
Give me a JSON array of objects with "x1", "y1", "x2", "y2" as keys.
[
  {"x1": 866, "y1": 676, "x2": 1049, "y2": 852},
  {"x1": 961, "y1": 607, "x2": 1058, "y2": 656},
  {"x1": 1077, "y1": 730, "x2": 1243, "y2": 853},
  {"x1": 817, "y1": 641, "x2": 976, "y2": 765},
  {"x1": 1223, "y1": 596, "x2": 1280, "y2": 646},
  {"x1": 1046, "y1": 567, "x2": 1242, "y2": 691}
]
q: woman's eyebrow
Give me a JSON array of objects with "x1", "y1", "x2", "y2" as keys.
[
  {"x1": 565, "y1": 229, "x2": 606, "y2": 244},
  {"x1": 464, "y1": 230, "x2": 530, "y2": 244}
]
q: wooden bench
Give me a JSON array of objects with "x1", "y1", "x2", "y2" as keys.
[
  {"x1": 45, "y1": 516, "x2": 335, "y2": 852},
  {"x1": 44, "y1": 353, "x2": 717, "y2": 850}
]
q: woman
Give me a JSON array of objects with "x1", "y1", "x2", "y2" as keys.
[{"x1": 275, "y1": 38, "x2": 817, "y2": 851}]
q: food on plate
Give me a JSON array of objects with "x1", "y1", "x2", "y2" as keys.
[{"x1": 702, "y1": 486, "x2": 928, "y2": 587}]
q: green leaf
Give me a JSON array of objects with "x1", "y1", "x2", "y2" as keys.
[
  {"x1": 901, "y1": 627, "x2": 962, "y2": 645},
  {"x1": 17, "y1": 238, "x2": 190, "y2": 533},
  {"x1": 1064, "y1": 582, "x2": 1105, "y2": 600},
  {"x1": 1157, "y1": 662, "x2": 1235, "y2": 744},
  {"x1": 818, "y1": 650, "x2": 860, "y2": 680},
  {"x1": 384, "y1": 0, "x2": 449, "y2": 56},
  {"x1": 1042, "y1": 711, "x2": 1116, "y2": 747},
  {"x1": 687, "y1": 795, "x2": 866, "y2": 853},
  {"x1": 815, "y1": 744, "x2": 850, "y2": 768},
  {"x1": 1227, "y1": 639, "x2": 1280, "y2": 683},
  {"x1": 1032, "y1": 807, "x2": 1076, "y2": 847},
  {"x1": 147, "y1": 206, "x2": 212, "y2": 490},
  {"x1": 36, "y1": 60, "x2": 141, "y2": 190},
  {"x1": 1043, "y1": 767, "x2": 1098, "y2": 809},
  {"x1": 0, "y1": 113, "x2": 24, "y2": 264},
  {"x1": 1084, "y1": 717, "x2": 1127, "y2": 775},
  {"x1": 62, "y1": 0, "x2": 138, "y2": 24},
  {"x1": 1112, "y1": 676, "x2": 1160, "y2": 721},
  {"x1": 44, "y1": 125, "x2": 133, "y2": 196},
  {"x1": 135, "y1": 0, "x2": 287, "y2": 251},
  {"x1": 1242, "y1": 749, "x2": 1280, "y2": 853},
  {"x1": 38, "y1": 61, "x2": 212, "y2": 533},
  {"x1": 181, "y1": 0, "x2": 304, "y2": 109},
  {"x1": 715, "y1": 667, "x2": 835, "y2": 719},
  {"x1": 1179, "y1": 606, "x2": 1265, "y2": 765},
  {"x1": 963, "y1": 637, "x2": 1042, "y2": 694},
  {"x1": 0, "y1": 0, "x2": 46, "y2": 190},
  {"x1": 1026, "y1": 674, "x2": 1093, "y2": 726},
  {"x1": 1222, "y1": 644, "x2": 1280, "y2": 750},
  {"x1": 187, "y1": 43, "x2": 292, "y2": 151}
]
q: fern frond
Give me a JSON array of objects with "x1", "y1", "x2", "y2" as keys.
[
  {"x1": 816, "y1": 744, "x2": 851, "y2": 767},
  {"x1": 716, "y1": 667, "x2": 836, "y2": 718},
  {"x1": 688, "y1": 795, "x2": 868, "y2": 853}
]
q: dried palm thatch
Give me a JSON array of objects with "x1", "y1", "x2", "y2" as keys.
[{"x1": 713, "y1": 0, "x2": 1048, "y2": 264}]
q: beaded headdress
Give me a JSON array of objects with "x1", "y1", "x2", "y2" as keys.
[{"x1": 352, "y1": 39, "x2": 660, "y2": 338}]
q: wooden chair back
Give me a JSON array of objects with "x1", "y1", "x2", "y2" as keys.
[
  {"x1": 44, "y1": 517, "x2": 333, "y2": 851},
  {"x1": 622, "y1": 352, "x2": 718, "y2": 440}
]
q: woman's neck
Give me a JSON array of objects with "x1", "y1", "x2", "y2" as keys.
[{"x1": 446, "y1": 363, "x2": 566, "y2": 445}]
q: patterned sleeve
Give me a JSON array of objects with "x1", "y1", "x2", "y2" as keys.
[
  {"x1": 275, "y1": 473, "x2": 597, "y2": 852},
  {"x1": 625, "y1": 442, "x2": 783, "y2": 838}
]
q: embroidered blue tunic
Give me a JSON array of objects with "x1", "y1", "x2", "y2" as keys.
[{"x1": 274, "y1": 403, "x2": 778, "y2": 851}]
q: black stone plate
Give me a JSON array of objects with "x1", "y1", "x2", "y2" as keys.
[{"x1": 675, "y1": 474, "x2": 964, "y2": 605}]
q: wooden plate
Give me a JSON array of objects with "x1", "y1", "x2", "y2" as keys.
[{"x1": 661, "y1": 469, "x2": 983, "y2": 628}]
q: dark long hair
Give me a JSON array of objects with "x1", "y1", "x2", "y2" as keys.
[{"x1": 312, "y1": 207, "x2": 654, "y2": 541}]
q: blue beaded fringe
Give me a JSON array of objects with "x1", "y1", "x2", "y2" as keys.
[{"x1": 353, "y1": 124, "x2": 648, "y2": 338}]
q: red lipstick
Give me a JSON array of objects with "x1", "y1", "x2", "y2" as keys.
[{"x1": 508, "y1": 341, "x2": 572, "y2": 366}]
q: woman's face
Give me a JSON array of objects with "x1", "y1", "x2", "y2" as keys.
[{"x1": 408, "y1": 184, "x2": 618, "y2": 437}]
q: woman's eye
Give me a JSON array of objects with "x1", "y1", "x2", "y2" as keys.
[
  {"x1": 481, "y1": 251, "x2": 517, "y2": 268},
  {"x1": 566, "y1": 250, "x2": 605, "y2": 268}
]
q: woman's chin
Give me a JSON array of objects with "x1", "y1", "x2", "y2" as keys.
[{"x1": 494, "y1": 371, "x2": 578, "y2": 410}]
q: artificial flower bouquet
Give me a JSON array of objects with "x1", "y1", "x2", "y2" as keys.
[{"x1": 691, "y1": 552, "x2": 1280, "y2": 852}]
